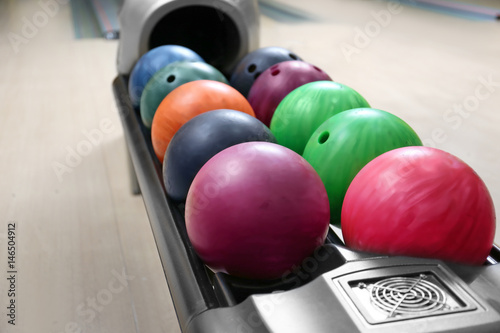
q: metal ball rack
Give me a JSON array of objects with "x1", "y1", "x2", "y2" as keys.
[
  {"x1": 113, "y1": 1, "x2": 500, "y2": 331},
  {"x1": 113, "y1": 74, "x2": 500, "y2": 333}
]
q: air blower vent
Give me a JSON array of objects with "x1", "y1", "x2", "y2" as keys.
[{"x1": 350, "y1": 273, "x2": 467, "y2": 323}]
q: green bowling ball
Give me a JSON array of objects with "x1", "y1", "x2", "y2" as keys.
[
  {"x1": 140, "y1": 61, "x2": 228, "y2": 128},
  {"x1": 270, "y1": 81, "x2": 370, "y2": 155},
  {"x1": 302, "y1": 108, "x2": 423, "y2": 225}
]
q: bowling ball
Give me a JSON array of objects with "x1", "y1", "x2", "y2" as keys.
[
  {"x1": 229, "y1": 46, "x2": 302, "y2": 97},
  {"x1": 342, "y1": 146, "x2": 496, "y2": 265},
  {"x1": 185, "y1": 142, "x2": 330, "y2": 280},
  {"x1": 247, "y1": 61, "x2": 332, "y2": 127},
  {"x1": 270, "y1": 81, "x2": 370, "y2": 155},
  {"x1": 163, "y1": 109, "x2": 277, "y2": 202},
  {"x1": 140, "y1": 61, "x2": 228, "y2": 128},
  {"x1": 128, "y1": 45, "x2": 204, "y2": 108},
  {"x1": 302, "y1": 108, "x2": 422, "y2": 225},
  {"x1": 151, "y1": 80, "x2": 254, "y2": 163}
]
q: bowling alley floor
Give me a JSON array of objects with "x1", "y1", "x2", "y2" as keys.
[{"x1": 0, "y1": 0, "x2": 499, "y2": 332}]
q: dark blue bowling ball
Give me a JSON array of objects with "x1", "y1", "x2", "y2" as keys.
[
  {"x1": 128, "y1": 45, "x2": 204, "y2": 109},
  {"x1": 163, "y1": 109, "x2": 277, "y2": 202},
  {"x1": 229, "y1": 46, "x2": 302, "y2": 98}
]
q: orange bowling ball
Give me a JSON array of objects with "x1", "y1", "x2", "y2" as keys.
[{"x1": 151, "y1": 80, "x2": 255, "y2": 163}]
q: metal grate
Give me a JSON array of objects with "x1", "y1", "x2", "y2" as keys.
[
  {"x1": 360, "y1": 274, "x2": 447, "y2": 318},
  {"x1": 348, "y1": 271, "x2": 470, "y2": 324}
]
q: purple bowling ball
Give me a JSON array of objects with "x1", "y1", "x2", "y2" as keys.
[
  {"x1": 229, "y1": 46, "x2": 302, "y2": 98},
  {"x1": 185, "y1": 142, "x2": 330, "y2": 280},
  {"x1": 247, "y1": 61, "x2": 332, "y2": 127}
]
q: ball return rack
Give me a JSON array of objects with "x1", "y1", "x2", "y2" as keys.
[
  {"x1": 113, "y1": 1, "x2": 500, "y2": 331},
  {"x1": 113, "y1": 74, "x2": 500, "y2": 333}
]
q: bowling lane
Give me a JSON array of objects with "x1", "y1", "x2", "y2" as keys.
[
  {"x1": 0, "y1": 1, "x2": 179, "y2": 333},
  {"x1": 260, "y1": 0, "x2": 500, "y2": 244}
]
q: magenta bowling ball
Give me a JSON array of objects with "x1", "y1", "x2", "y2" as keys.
[
  {"x1": 247, "y1": 61, "x2": 332, "y2": 127},
  {"x1": 342, "y1": 146, "x2": 496, "y2": 265},
  {"x1": 185, "y1": 142, "x2": 330, "y2": 280}
]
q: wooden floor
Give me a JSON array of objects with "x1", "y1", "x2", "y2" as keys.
[{"x1": 0, "y1": 0, "x2": 499, "y2": 332}]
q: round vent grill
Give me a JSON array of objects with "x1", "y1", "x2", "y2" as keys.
[{"x1": 367, "y1": 275, "x2": 447, "y2": 317}]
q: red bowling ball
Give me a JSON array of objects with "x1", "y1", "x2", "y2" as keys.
[
  {"x1": 185, "y1": 142, "x2": 330, "y2": 280},
  {"x1": 342, "y1": 146, "x2": 496, "y2": 265},
  {"x1": 247, "y1": 61, "x2": 332, "y2": 127}
]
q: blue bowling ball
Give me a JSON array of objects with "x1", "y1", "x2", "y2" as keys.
[
  {"x1": 229, "y1": 46, "x2": 302, "y2": 98},
  {"x1": 163, "y1": 109, "x2": 277, "y2": 202},
  {"x1": 128, "y1": 45, "x2": 204, "y2": 109}
]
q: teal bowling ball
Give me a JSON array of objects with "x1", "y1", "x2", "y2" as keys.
[
  {"x1": 270, "y1": 81, "x2": 370, "y2": 155},
  {"x1": 302, "y1": 108, "x2": 423, "y2": 225},
  {"x1": 140, "y1": 61, "x2": 227, "y2": 128}
]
